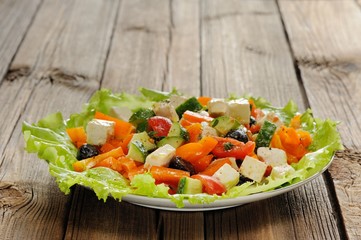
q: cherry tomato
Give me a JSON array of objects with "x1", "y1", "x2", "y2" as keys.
[
  {"x1": 212, "y1": 137, "x2": 255, "y2": 160},
  {"x1": 192, "y1": 174, "x2": 226, "y2": 195},
  {"x1": 148, "y1": 116, "x2": 172, "y2": 137}
]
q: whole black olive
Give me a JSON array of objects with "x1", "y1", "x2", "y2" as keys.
[
  {"x1": 169, "y1": 156, "x2": 196, "y2": 175},
  {"x1": 77, "y1": 144, "x2": 100, "y2": 160},
  {"x1": 225, "y1": 128, "x2": 248, "y2": 143}
]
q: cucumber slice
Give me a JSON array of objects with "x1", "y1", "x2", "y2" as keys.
[
  {"x1": 129, "y1": 108, "x2": 155, "y2": 132},
  {"x1": 175, "y1": 97, "x2": 202, "y2": 118},
  {"x1": 168, "y1": 122, "x2": 189, "y2": 141},
  {"x1": 255, "y1": 120, "x2": 277, "y2": 148},
  {"x1": 177, "y1": 177, "x2": 203, "y2": 194},
  {"x1": 129, "y1": 132, "x2": 156, "y2": 151},
  {"x1": 157, "y1": 136, "x2": 184, "y2": 149},
  {"x1": 211, "y1": 116, "x2": 240, "y2": 136},
  {"x1": 127, "y1": 140, "x2": 147, "y2": 163}
]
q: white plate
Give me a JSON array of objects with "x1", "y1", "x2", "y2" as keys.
[{"x1": 122, "y1": 157, "x2": 334, "y2": 211}]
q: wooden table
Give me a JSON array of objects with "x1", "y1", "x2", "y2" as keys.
[{"x1": 0, "y1": 0, "x2": 360, "y2": 239}]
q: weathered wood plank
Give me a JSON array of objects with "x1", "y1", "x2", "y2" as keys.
[
  {"x1": 65, "y1": 188, "x2": 157, "y2": 240},
  {"x1": 0, "y1": 0, "x2": 120, "y2": 239},
  {"x1": 202, "y1": 0, "x2": 341, "y2": 239},
  {"x1": 201, "y1": 0, "x2": 304, "y2": 107},
  {"x1": 279, "y1": 1, "x2": 361, "y2": 239},
  {"x1": 0, "y1": 0, "x2": 42, "y2": 84},
  {"x1": 165, "y1": 0, "x2": 201, "y2": 94},
  {"x1": 102, "y1": 0, "x2": 204, "y2": 239},
  {"x1": 102, "y1": 0, "x2": 169, "y2": 92},
  {"x1": 0, "y1": 0, "x2": 42, "y2": 156}
]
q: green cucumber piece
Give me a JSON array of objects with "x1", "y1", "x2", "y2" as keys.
[
  {"x1": 129, "y1": 132, "x2": 156, "y2": 151},
  {"x1": 211, "y1": 116, "x2": 240, "y2": 136},
  {"x1": 177, "y1": 177, "x2": 203, "y2": 194},
  {"x1": 157, "y1": 136, "x2": 184, "y2": 149},
  {"x1": 126, "y1": 140, "x2": 147, "y2": 163},
  {"x1": 175, "y1": 97, "x2": 202, "y2": 118},
  {"x1": 256, "y1": 120, "x2": 277, "y2": 148},
  {"x1": 168, "y1": 122, "x2": 189, "y2": 141},
  {"x1": 129, "y1": 108, "x2": 155, "y2": 132}
]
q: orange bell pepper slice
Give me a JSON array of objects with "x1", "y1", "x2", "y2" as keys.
[
  {"x1": 150, "y1": 166, "x2": 190, "y2": 186},
  {"x1": 94, "y1": 111, "x2": 135, "y2": 140},
  {"x1": 66, "y1": 127, "x2": 87, "y2": 148},
  {"x1": 183, "y1": 110, "x2": 214, "y2": 123}
]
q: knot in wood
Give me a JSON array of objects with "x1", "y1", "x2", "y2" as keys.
[
  {"x1": 4, "y1": 67, "x2": 30, "y2": 82},
  {"x1": 0, "y1": 182, "x2": 32, "y2": 209},
  {"x1": 44, "y1": 68, "x2": 86, "y2": 87}
]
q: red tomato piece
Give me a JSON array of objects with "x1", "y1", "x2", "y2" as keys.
[
  {"x1": 192, "y1": 174, "x2": 226, "y2": 195},
  {"x1": 212, "y1": 137, "x2": 255, "y2": 160},
  {"x1": 148, "y1": 116, "x2": 172, "y2": 137}
]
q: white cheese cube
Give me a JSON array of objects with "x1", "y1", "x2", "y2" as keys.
[
  {"x1": 144, "y1": 144, "x2": 176, "y2": 169},
  {"x1": 213, "y1": 163, "x2": 239, "y2": 189},
  {"x1": 227, "y1": 99, "x2": 250, "y2": 124},
  {"x1": 153, "y1": 102, "x2": 179, "y2": 122},
  {"x1": 270, "y1": 165, "x2": 296, "y2": 179},
  {"x1": 86, "y1": 119, "x2": 115, "y2": 145},
  {"x1": 201, "y1": 122, "x2": 218, "y2": 138},
  {"x1": 227, "y1": 157, "x2": 239, "y2": 171},
  {"x1": 169, "y1": 95, "x2": 187, "y2": 108},
  {"x1": 257, "y1": 147, "x2": 287, "y2": 167},
  {"x1": 110, "y1": 106, "x2": 132, "y2": 121},
  {"x1": 239, "y1": 156, "x2": 267, "y2": 183},
  {"x1": 207, "y1": 98, "x2": 229, "y2": 117}
]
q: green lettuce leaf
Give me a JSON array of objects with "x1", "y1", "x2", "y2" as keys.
[
  {"x1": 250, "y1": 97, "x2": 298, "y2": 124},
  {"x1": 22, "y1": 88, "x2": 343, "y2": 208},
  {"x1": 139, "y1": 87, "x2": 180, "y2": 102},
  {"x1": 67, "y1": 89, "x2": 154, "y2": 128}
]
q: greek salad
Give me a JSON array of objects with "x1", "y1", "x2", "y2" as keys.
[{"x1": 22, "y1": 88, "x2": 343, "y2": 207}]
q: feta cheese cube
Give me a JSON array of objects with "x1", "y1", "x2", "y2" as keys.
[
  {"x1": 153, "y1": 102, "x2": 179, "y2": 122},
  {"x1": 207, "y1": 98, "x2": 229, "y2": 117},
  {"x1": 110, "y1": 106, "x2": 132, "y2": 122},
  {"x1": 169, "y1": 95, "x2": 187, "y2": 108},
  {"x1": 201, "y1": 122, "x2": 218, "y2": 138},
  {"x1": 270, "y1": 165, "x2": 296, "y2": 179},
  {"x1": 239, "y1": 156, "x2": 267, "y2": 183},
  {"x1": 144, "y1": 144, "x2": 176, "y2": 169},
  {"x1": 213, "y1": 163, "x2": 240, "y2": 189},
  {"x1": 86, "y1": 119, "x2": 115, "y2": 145},
  {"x1": 227, "y1": 99, "x2": 250, "y2": 124},
  {"x1": 257, "y1": 147, "x2": 287, "y2": 167}
]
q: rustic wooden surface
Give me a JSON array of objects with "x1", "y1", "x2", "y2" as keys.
[{"x1": 0, "y1": 0, "x2": 359, "y2": 239}]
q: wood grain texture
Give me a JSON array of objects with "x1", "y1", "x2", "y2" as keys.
[
  {"x1": 202, "y1": 0, "x2": 341, "y2": 239},
  {"x1": 165, "y1": 0, "x2": 201, "y2": 94},
  {"x1": 0, "y1": 0, "x2": 41, "y2": 156},
  {"x1": 0, "y1": 0, "x2": 42, "y2": 83},
  {"x1": 201, "y1": 0, "x2": 304, "y2": 108},
  {"x1": 0, "y1": 0, "x2": 119, "y2": 239},
  {"x1": 102, "y1": 0, "x2": 169, "y2": 93},
  {"x1": 65, "y1": 188, "x2": 157, "y2": 240},
  {"x1": 279, "y1": 1, "x2": 361, "y2": 239}
]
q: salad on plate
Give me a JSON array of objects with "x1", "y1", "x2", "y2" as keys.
[{"x1": 22, "y1": 88, "x2": 343, "y2": 208}]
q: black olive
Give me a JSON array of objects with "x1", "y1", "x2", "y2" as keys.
[
  {"x1": 225, "y1": 128, "x2": 248, "y2": 143},
  {"x1": 237, "y1": 174, "x2": 252, "y2": 185},
  {"x1": 169, "y1": 156, "x2": 196, "y2": 175},
  {"x1": 249, "y1": 116, "x2": 256, "y2": 126},
  {"x1": 77, "y1": 144, "x2": 100, "y2": 160}
]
